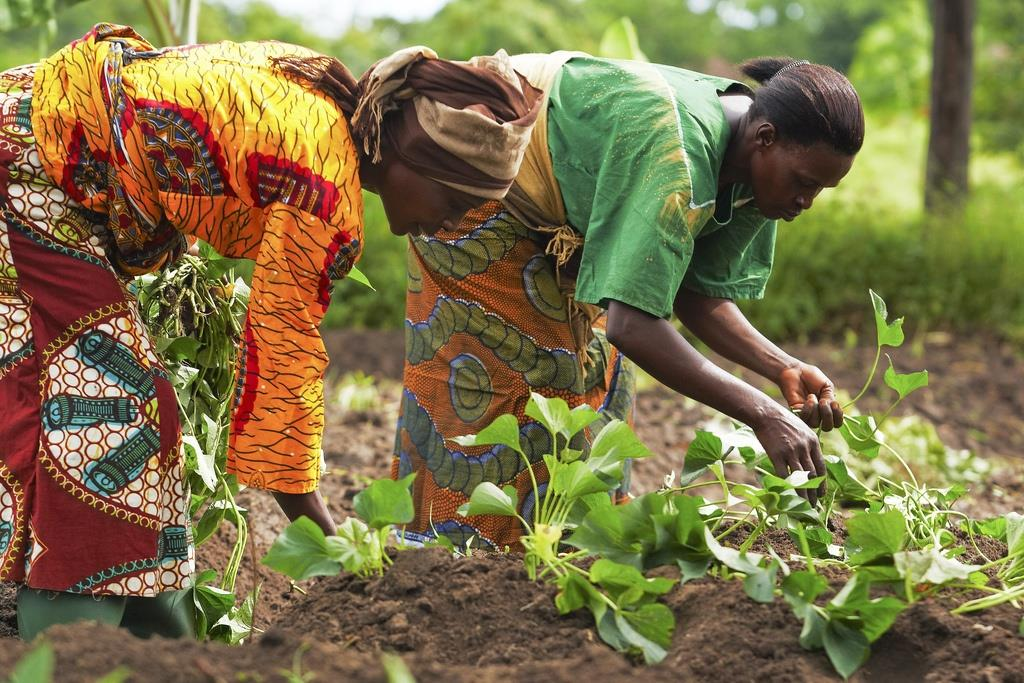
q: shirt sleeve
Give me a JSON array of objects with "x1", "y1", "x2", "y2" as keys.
[
  {"x1": 227, "y1": 198, "x2": 363, "y2": 493},
  {"x1": 682, "y1": 208, "x2": 777, "y2": 300}
]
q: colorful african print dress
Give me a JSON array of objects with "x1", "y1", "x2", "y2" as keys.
[
  {"x1": 396, "y1": 202, "x2": 635, "y2": 550},
  {"x1": 1, "y1": 24, "x2": 363, "y2": 595},
  {"x1": 0, "y1": 64, "x2": 191, "y2": 595},
  {"x1": 395, "y1": 57, "x2": 777, "y2": 550}
]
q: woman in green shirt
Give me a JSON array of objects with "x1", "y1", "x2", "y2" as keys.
[{"x1": 394, "y1": 56, "x2": 862, "y2": 550}]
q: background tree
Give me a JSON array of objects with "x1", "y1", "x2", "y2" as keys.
[
  {"x1": 973, "y1": 0, "x2": 1024, "y2": 162},
  {"x1": 924, "y1": 0, "x2": 975, "y2": 212}
]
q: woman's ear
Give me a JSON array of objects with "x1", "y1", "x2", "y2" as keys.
[{"x1": 755, "y1": 122, "x2": 777, "y2": 148}]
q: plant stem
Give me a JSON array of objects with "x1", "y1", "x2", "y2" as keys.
[
  {"x1": 551, "y1": 495, "x2": 574, "y2": 529},
  {"x1": 793, "y1": 524, "x2": 817, "y2": 575},
  {"x1": 977, "y1": 554, "x2": 1015, "y2": 573},
  {"x1": 518, "y1": 450, "x2": 543, "y2": 527},
  {"x1": 946, "y1": 583, "x2": 1005, "y2": 595},
  {"x1": 739, "y1": 517, "x2": 768, "y2": 553},
  {"x1": 880, "y1": 441, "x2": 920, "y2": 489},
  {"x1": 961, "y1": 522, "x2": 994, "y2": 565},
  {"x1": 536, "y1": 427, "x2": 558, "y2": 524},
  {"x1": 951, "y1": 584, "x2": 1024, "y2": 613},
  {"x1": 715, "y1": 511, "x2": 756, "y2": 542},
  {"x1": 218, "y1": 478, "x2": 247, "y2": 592},
  {"x1": 844, "y1": 345, "x2": 881, "y2": 409},
  {"x1": 559, "y1": 549, "x2": 589, "y2": 563},
  {"x1": 873, "y1": 397, "x2": 904, "y2": 433}
]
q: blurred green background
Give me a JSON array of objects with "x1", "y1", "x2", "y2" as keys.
[{"x1": 2, "y1": 0, "x2": 1021, "y2": 344}]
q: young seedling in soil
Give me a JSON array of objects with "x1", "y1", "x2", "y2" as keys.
[
  {"x1": 952, "y1": 512, "x2": 1024, "y2": 614},
  {"x1": 775, "y1": 292, "x2": 1022, "y2": 677},
  {"x1": 261, "y1": 474, "x2": 417, "y2": 580},
  {"x1": 455, "y1": 393, "x2": 686, "y2": 662},
  {"x1": 253, "y1": 289, "x2": 1022, "y2": 680}
]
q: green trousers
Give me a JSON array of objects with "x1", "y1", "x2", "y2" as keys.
[{"x1": 16, "y1": 587, "x2": 195, "y2": 641}]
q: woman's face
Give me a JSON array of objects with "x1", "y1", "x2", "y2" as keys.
[
  {"x1": 748, "y1": 127, "x2": 855, "y2": 222},
  {"x1": 375, "y1": 159, "x2": 484, "y2": 237}
]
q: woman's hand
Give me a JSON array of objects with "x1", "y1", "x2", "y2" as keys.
[
  {"x1": 673, "y1": 292, "x2": 842, "y2": 435},
  {"x1": 750, "y1": 404, "x2": 827, "y2": 504},
  {"x1": 777, "y1": 362, "x2": 844, "y2": 431},
  {"x1": 606, "y1": 300, "x2": 829, "y2": 504}
]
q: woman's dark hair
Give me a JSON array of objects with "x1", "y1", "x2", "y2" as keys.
[{"x1": 740, "y1": 57, "x2": 864, "y2": 156}]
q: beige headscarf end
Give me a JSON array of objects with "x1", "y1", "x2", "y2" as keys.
[{"x1": 351, "y1": 46, "x2": 440, "y2": 163}]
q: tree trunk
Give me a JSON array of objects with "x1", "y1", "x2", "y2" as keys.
[{"x1": 924, "y1": 0, "x2": 975, "y2": 213}]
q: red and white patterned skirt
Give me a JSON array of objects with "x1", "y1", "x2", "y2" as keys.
[{"x1": 0, "y1": 64, "x2": 193, "y2": 596}]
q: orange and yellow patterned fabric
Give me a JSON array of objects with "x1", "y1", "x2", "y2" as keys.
[{"x1": 30, "y1": 24, "x2": 364, "y2": 493}]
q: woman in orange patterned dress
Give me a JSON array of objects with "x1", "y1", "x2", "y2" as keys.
[{"x1": 0, "y1": 23, "x2": 539, "y2": 639}]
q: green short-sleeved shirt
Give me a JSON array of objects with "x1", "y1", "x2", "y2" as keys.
[{"x1": 546, "y1": 57, "x2": 777, "y2": 318}]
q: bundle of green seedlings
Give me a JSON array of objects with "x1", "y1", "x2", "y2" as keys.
[
  {"x1": 260, "y1": 291, "x2": 1023, "y2": 679},
  {"x1": 134, "y1": 243, "x2": 256, "y2": 642}
]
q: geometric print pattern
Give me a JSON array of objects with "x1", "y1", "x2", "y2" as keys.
[
  {"x1": 137, "y1": 99, "x2": 231, "y2": 196},
  {"x1": 41, "y1": 318, "x2": 168, "y2": 525},
  {"x1": 0, "y1": 63, "x2": 192, "y2": 596},
  {"x1": 246, "y1": 153, "x2": 339, "y2": 221}
]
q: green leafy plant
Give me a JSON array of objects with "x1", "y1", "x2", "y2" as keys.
[
  {"x1": 555, "y1": 559, "x2": 675, "y2": 663},
  {"x1": 455, "y1": 393, "x2": 652, "y2": 580},
  {"x1": 262, "y1": 475, "x2": 416, "y2": 580},
  {"x1": 381, "y1": 653, "x2": 417, "y2": 683},
  {"x1": 135, "y1": 246, "x2": 255, "y2": 641},
  {"x1": 261, "y1": 290, "x2": 1020, "y2": 679},
  {"x1": 137, "y1": 240, "x2": 374, "y2": 639},
  {"x1": 455, "y1": 393, "x2": 682, "y2": 661},
  {"x1": 597, "y1": 16, "x2": 648, "y2": 61},
  {"x1": 782, "y1": 571, "x2": 906, "y2": 679},
  {"x1": 952, "y1": 512, "x2": 1024, "y2": 614},
  {"x1": 834, "y1": 290, "x2": 930, "y2": 485},
  {"x1": 7, "y1": 640, "x2": 54, "y2": 683},
  {"x1": 333, "y1": 371, "x2": 383, "y2": 412}
]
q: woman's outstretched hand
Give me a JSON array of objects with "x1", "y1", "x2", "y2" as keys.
[
  {"x1": 751, "y1": 403, "x2": 827, "y2": 505},
  {"x1": 777, "y1": 362, "x2": 844, "y2": 432}
]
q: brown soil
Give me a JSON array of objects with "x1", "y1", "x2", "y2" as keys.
[
  {"x1": 0, "y1": 583, "x2": 16, "y2": 639},
  {"x1": 2, "y1": 329, "x2": 1023, "y2": 681},
  {"x1": 4, "y1": 547, "x2": 1021, "y2": 682},
  {"x1": 322, "y1": 329, "x2": 1024, "y2": 463}
]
